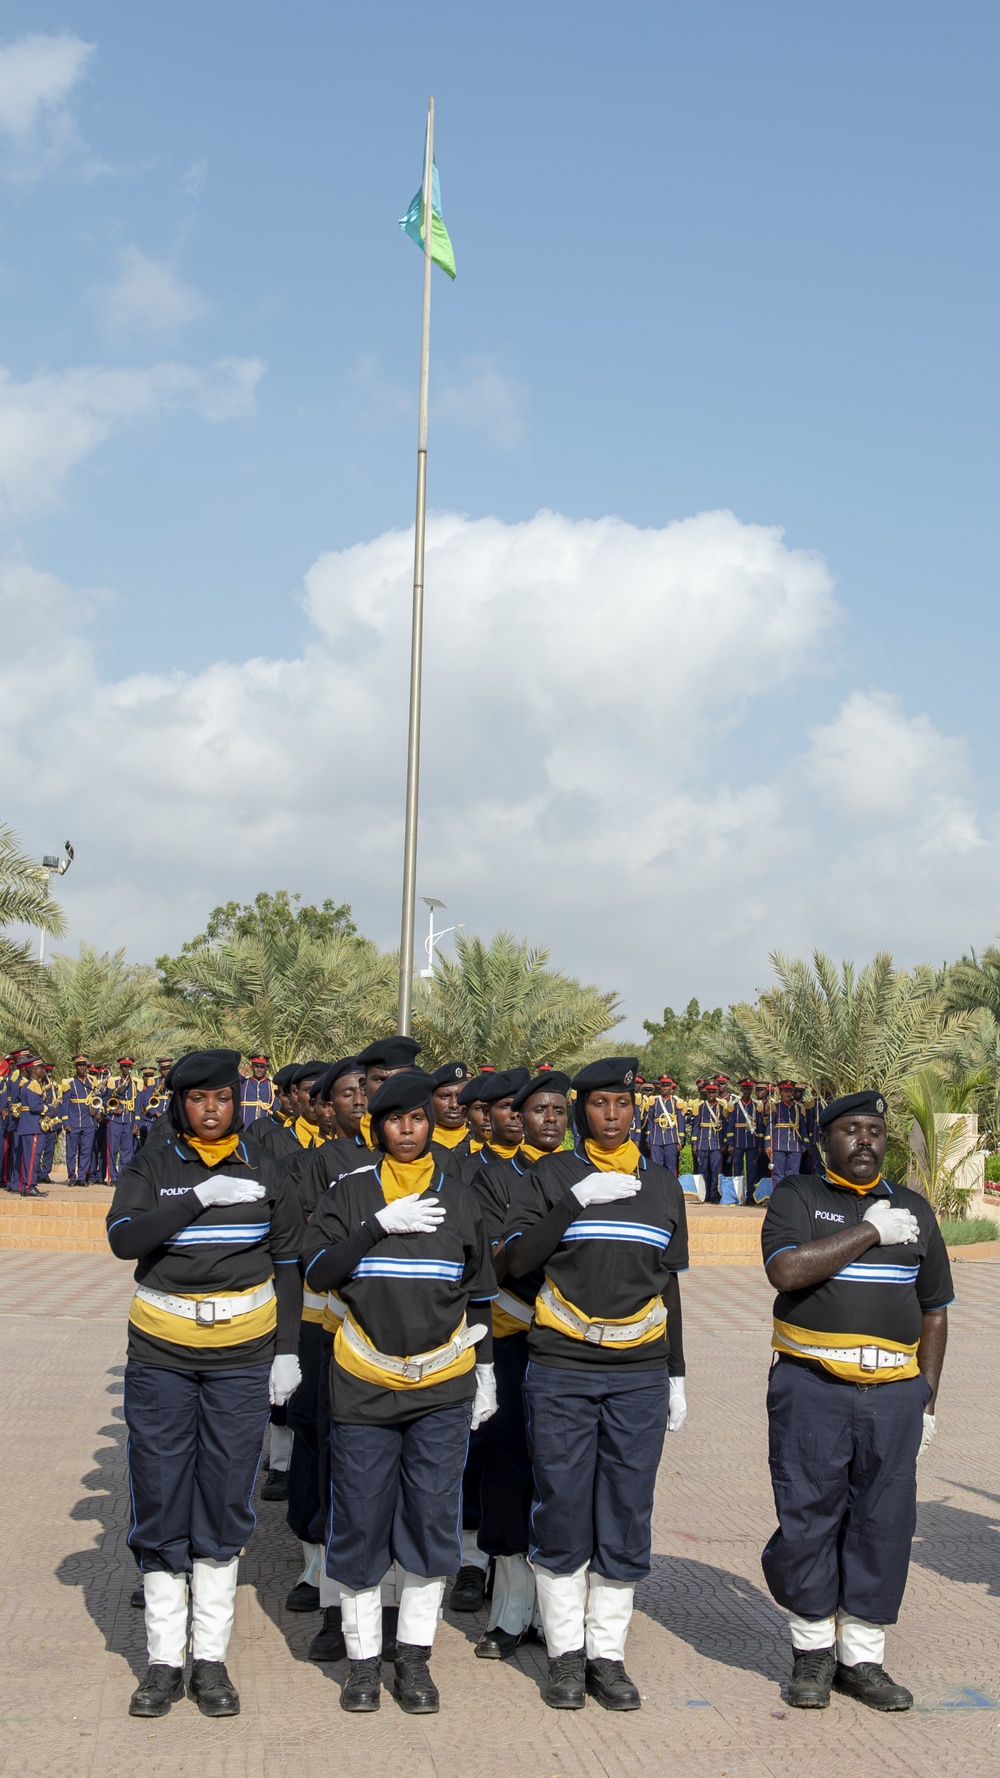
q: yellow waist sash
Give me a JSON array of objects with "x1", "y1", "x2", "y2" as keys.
[
  {"x1": 333, "y1": 1309, "x2": 478, "y2": 1390},
  {"x1": 534, "y1": 1277, "x2": 667, "y2": 1350},
  {"x1": 492, "y1": 1287, "x2": 534, "y2": 1340},
  {"x1": 129, "y1": 1284, "x2": 277, "y2": 1349},
  {"x1": 772, "y1": 1318, "x2": 919, "y2": 1383}
]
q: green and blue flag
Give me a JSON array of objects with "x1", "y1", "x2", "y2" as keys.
[{"x1": 399, "y1": 160, "x2": 456, "y2": 280}]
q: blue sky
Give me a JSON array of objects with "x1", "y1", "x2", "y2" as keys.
[{"x1": 2, "y1": 3, "x2": 999, "y2": 1027}]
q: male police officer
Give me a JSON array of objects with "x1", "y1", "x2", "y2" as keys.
[
  {"x1": 760, "y1": 1090, "x2": 952, "y2": 1712},
  {"x1": 646, "y1": 1078, "x2": 685, "y2": 1174},
  {"x1": 689, "y1": 1079, "x2": 724, "y2": 1203}
]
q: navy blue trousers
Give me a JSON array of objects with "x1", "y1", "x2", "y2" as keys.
[
  {"x1": 124, "y1": 1359, "x2": 271, "y2": 1573},
  {"x1": 762, "y1": 1357, "x2": 930, "y2": 1623},
  {"x1": 770, "y1": 1148, "x2": 804, "y2": 1185},
  {"x1": 694, "y1": 1149, "x2": 722, "y2": 1202},
  {"x1": 523, "y1": 1361, "x2": 669, "y2": 1581},
  {"x1": 286, "y1": 1320, "x2": 325, "y2": 1544},
  {"x1": 326, "y1": 1402, "x2": 472, "y2": 1590},
  {"x1": 106, "y1": 1119, "x2": 136, "y2": 1183},
  {"x1": 648, "y1": 1141, "x2": 680, "y2": 1174},
  {"x1": 65, "y1": 1126, "x2": 95, "y2": 1182},
  {"x1": 477, "y1": 1331, "x2": 532, "y2": 1556},
  {"x1": 461, "y1": 1424, "x2": 486, "y2": 1534}
]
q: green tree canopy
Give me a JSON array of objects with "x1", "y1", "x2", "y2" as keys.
[
  {"x1": 0, "y1": 944, "x2": 177, "y2": 1071},
  {"x1": 161, "y1": 890, "x2": 356, "y2": 967},
  {"x1": 637, "y1": 999, "x2": 725, "y2": 1090},
  {"x1": 415, "y1": 930, "x2": 621, "y2": 1071},
  {"x1": 0, "y1": 823, "x2": 69, "y2": 1041}
]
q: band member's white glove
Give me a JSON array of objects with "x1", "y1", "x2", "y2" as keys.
[
  {"x1": 571, "y1": 1172, "x2": 641, "y2": 1208},
  {"x1": 862, "y1": 1201, "x2": 920, "y2": 1245},
  {"x1": 194, "y1": 1178, "x2": 266, "y2": 1208},
  {"x1": 268, "y1": 1354, "x2": 302, "y2": 1405},
  {"x1": 667, "y1": 1376, "x2": 688, "y2": 1432},
  {"x1": 918, "y1": 1412, "x2": 936, "y2": 1458},
  {"x1": 471, "y1": 1363, "x2": 498, "y2": 1429},
  {"x1": 375, "y1": 1192, "x2": 447, "y2": 1235}
]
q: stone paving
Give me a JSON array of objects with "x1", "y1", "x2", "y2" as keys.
[{"x1": 1, "y1": 1249, "x2": 999, "y2": 1778}]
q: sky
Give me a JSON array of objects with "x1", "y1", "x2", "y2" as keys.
[{"x1": 1, "y1": 2, "x2": 999, "y2": 1036}]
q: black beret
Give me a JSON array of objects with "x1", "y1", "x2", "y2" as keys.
[
  {"x1": 310, "y1": 1056, "x2": 364, "y2": 1100},
  {"x1": 273, "y1": 1063, "x2": 299, "y2": 1090},
  {"x1": 356, "y1": 1035, "x2": 422, "y2": 1070},
  {"x1": 291, "y1": 1060, "x2": 328, "y2": 1087},
  {"x1": 456, "y1": 1070, "x2": 496, "y2": 1106},
  {"x1": 165, "y1": 1049, "x2": 242, "y2": 1093},
  {"x1": 367, "y1": 1069, "x2": 436, "y2": 1153},
  {"x1": 430, "y1": 1061, "x2": 471, "y2": 1088},
  {"x1": 818, "y1": 1090, "x2": 887, "y2": 1130},
  {"x1": 474, "y1": 1068, "x2": 531, "y2": 1104},
  {"x1": 511, "y1": 1070, "x2": 571, "y2": 1111},
  {"x1": 571, "y1": 1057, "x2": 638, "y2": 1094}
]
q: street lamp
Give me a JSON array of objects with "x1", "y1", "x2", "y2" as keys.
[
  {"x1": 419, "y1": 896, "x2": 462, "y2": 978},
  {"x1": 37, "y1": 841, "x2": 74, "y2": 964}
]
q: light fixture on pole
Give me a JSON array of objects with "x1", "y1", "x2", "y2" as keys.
[
  {"x1": 37, "y1": 841, "x2": 74, "y2": 964},
  {"x1": 419, "y1": 896, "x2": 462, "y2": 977}
]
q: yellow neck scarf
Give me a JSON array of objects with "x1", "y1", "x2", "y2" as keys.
[
  {"x1": 488, "y1": 1139, "x2": 520, "y2": 1160},
  {"x1": 186, "y1": 1133, "x2": 242, "y2": 1167},
  {"x1": 379, "y1": 1153, "x2": 436, "y2": 1203},
  {"x1": 470, "y1": 1138, "x2": 483, "y2": 1153},
  {"x1": 360, "y1": 1111, "x2": 375, "y2": 1150},
  {"x1": 584, "y1": 1137, "x2": 641, "y2": 1175},
  {"x1": 824, "y1": 1166, "x2": 882, "y2": 1197},
  {"x1": 432, "y1": 1123, "x2": 468, "y2": 1149},
  {"x1": 294, "y1": 1115, "x2": 324, "y2": 1149},
  {"x1": 520, "y1": 1141, "x2": 555, "y2": 1163}
]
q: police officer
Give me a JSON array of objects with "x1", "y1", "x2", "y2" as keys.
[
  {"x1": 725, "y1": 1079, "x2": 764, "y2": 1203},
  {"x1": 241, "y1": 1054, "x2": 276, "y2": 1123},
  {"x1": 11, "y1": 1058, "x2": 48, "y2": 1196},
  {"x1": 689, "y1": 1078, "x2": 724, "y2": 1203},
  {"x1": 106, "y1": 1048, "x2": 304, "y2": 1720},
  {"x1": 63, "y1": 1053, "x2": 98, "y2": 1185},
  {"x1": 428, "y1": 1062, "x2": 473, "y2": 1161},
  {"x1": 767, "y1": 1082, "x2": 806, "y2": 1189},
  {"x1": 106, "y1": 1057, "x2": 141, "y2": 1183},
  {"x1": 646, "y1": 1077, "x2": 685, "y2": 1174},
  {"x1": 760, "y1": 1089, "x2": 952, "y2": 1712},
  {"x1": 504, "y1": 1056, "x2": 689, "y2": 1711}
]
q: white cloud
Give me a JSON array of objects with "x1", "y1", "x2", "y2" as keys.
[
  {"x1": 4, "y1": 510, "x2": 997, "y2": 1022},
  {"x1": 436, "y1": 359, "x2": 527, "y2": 449},
  {"x1": 0, "y1": 357, "x2": 263, "y2": 517},
  {"x1": 100, "y1": 247, "x2": 209, "y2": 337},
  {"x1": 0, "y1": 32, "x2": 93, "y2": 180}
]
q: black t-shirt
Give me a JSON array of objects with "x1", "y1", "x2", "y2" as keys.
[
  {"x1": 761, "y1": 1172, "x2": 954, "y2": 1374},
  {"x1": 301, "y1": 1161, "x2": 497, "y2": 1425},
  {"x1": 472, "y1": 1147, "x2": 564, "y2": 1309},
  {"x1": 504, "y1": 1148, "x2": 689, "y2": 1372},
  {"x1": 107, "y1": 1134, "x2": 304, "y2": 1369}
]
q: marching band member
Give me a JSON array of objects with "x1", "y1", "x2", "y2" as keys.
[{"x1": 241, "y1": 1053, "x2": 276, "y2": 1123}]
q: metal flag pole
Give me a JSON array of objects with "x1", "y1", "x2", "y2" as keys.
[{"x1": 397, "y1": 96, "x2": 435, "y2": 1034}]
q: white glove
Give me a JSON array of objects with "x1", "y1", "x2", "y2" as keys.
[
  {"x1": 571, "y1": 1172, "x2": 641, "y2": 1208},
  {"x1": 862, "y1": 1200, "x2": 920, "y2": 1245},
  {"x1": 667, "y1": 1376, "x2": 688, "y2": 1432},
  {"x1": 918, "y1": 1412, "x2": 936, "y2": 1459},
  {"x1": 194, "y1": 1177, "x2": 266, "y2": 1208},
  {"x1": 375, "y1": 1192, "x2": 447, "y2": 1235},
  {"x1": 268, "y1": 1353, "x2": 302, "y2": 1405},
  {"x1": 470, "y1": 1363, "x2": 498, "y2": 1430}
]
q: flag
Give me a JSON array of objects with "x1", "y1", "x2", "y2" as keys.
[{"x1": 399, "y1": 160, "x2": 456, "y2": 280}]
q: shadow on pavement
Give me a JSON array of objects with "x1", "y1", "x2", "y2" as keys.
[
  {"x1": 911, "y1": 1496, "x2": 1000, "y2": 1595},
  {"x1": 639, "y1": 1554, "x2": 788, "y2": 1682},
  {"x1": 55, "y1": 1399, "x2": 147, "y2": 1680}
]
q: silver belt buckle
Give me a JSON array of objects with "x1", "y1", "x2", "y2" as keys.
[
  {"x1": 584, "y1": 1323, "x2": 605, "y2": 1344},
  {"x1": 196, "y1": 1300, "x2": 216, "y2": 1326},
  {"x1": 401, "y1": 1359, "x2": 423, "y2": 1382},
  {"x1": 860, "y1": 1346, "x2": 879, "y2": 1372}
]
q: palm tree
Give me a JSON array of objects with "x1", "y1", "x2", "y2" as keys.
[
  {"x1": 901, "y1": 1068, "x2": 988, "y2": 1216},
  {"x1": 0, "y1": 945, "x2": 178, "y2": 1070},
  {"x1": 414, "y1": 930, "x2": 622, "y2": 1070},
  {"x1": 0, "y1": 824, "x2": 67, "y2": 1026},
  {"x1": 161, "y1": 929, "x2": 398, "y2": 1067}
]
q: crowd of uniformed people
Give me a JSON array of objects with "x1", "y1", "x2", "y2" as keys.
[{"x1": 1, "y1": 1039, "x2": 954, "y2": 1724}]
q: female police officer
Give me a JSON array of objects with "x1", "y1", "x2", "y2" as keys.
[
  {"x1": 106, "y1": 1049, "x2": 304, "y2": 1719},
  {"x1": 301, "y1": 1069, "x2": 497, "y2": 1715},
  {"x1": 503, "y1": 1056, "x2": 689, "y2": 1712}
]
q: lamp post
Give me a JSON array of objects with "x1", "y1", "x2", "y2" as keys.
[
  {"x1": 419, "y1": 896, "x2": 462, "y2": 978},
  {"x1": 37, "y1": 841, "x2": 74, "y2": 964}
]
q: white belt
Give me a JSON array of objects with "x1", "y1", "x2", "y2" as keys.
[
  {"x1": 341, "y1": 1315, "x2": 487, "y2": 1383},
  {"x1": 302, "y1": 1288, "x2": 327, "y2": 1313},
  {"x1": 134, "y1": 1279, "x2": 275, "y2": 1327},
  {"x1": 325, "y1": 1292, "x2": 346, "y2": 1321},
  {"x1": 495, "y1": 1287, "x2": 533, "y2": 1327},
  {"x1": 779, "y1": 1335, "x2": 912, "y2": 1373},
  {"x1": 539, "y1": 1281, "x2": 666, "y2": 1346}
]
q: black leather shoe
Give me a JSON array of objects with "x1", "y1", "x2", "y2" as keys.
[
  {"x1": 129, "y1": 1583, "x2": 145, "y2": 1609},
  {"x1": 285, "y1": 1581, "x2": 320, "y2": 1612},
  {"x1": 788, "y1": 1646, "x2": 837, "y2": 1708},
  {"x1": 585, "y1": 1657, "x2": 640, "y2": 1710},
  {"x1": 340, "y1": 1657, "x2": 381, "y2": 1712},
  {"x1": 833, "y1": 1661, "x2": 913, "y2": 1711},
  {"x1": 260, "y1": 1468, "x2": 289, "y2": 1501},
  {"x1": 308, "y1": 1605, "x2": 347, "y2": 1662},
  {"x1": 381, "y1": 1604, "x2": 399, "y2": 1662},
  {"x1": 393, "y1": 1643, "x2": 440, "y2": 1714},
  {"x1": 128, "y1": 1664, "x2": 184, "y2": 1717},
  {"x1": 544, "y1": 1649, "x2": 586, "y2": 1709},
  {"x1": 475, "y1": 1626, "x2": 524, "y2": 1659},
  {"x1": 449, "y1": 1565, "x2": 486, "y2": 1612},
  {"x1": 189, "y1": 1658, "x2": 240, "y2": 1716}
]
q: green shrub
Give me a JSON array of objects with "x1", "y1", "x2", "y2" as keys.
[
  {"x1": 939, "y1": 1216, "x2": 1000, "y2": 1246},
  {"x1": 984, "y1": 1154, "x2": 1000, "y2": 1183}
]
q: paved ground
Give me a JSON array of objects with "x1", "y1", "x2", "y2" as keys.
[{"x1": 1, "y1": 1252, "x2": 998, "y2": 1778}]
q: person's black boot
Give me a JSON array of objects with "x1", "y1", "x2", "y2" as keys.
[
  {"x1": 448, "y1": 1565, "x2": 486, "y2": 1612},
  {"x1": 188, "y1": 1658, "x2": 240, "y2": 1716},
  {"x1": 544, "y1": 1649, "x2": 586, "y2": 1709},
  {"x1": 585, "y1": 1657, "x2": 641, "y2": 1710},
  {"x1": 308, "y1": 1605, "x2": 347, "y2": 1662},
  {"x1": 392, "y1": 1642, "x2": 440, "y2": 1714},
  {"x1": 260, "y1": 1468, "x2": 289, "y2": 1502},
  {"x1": 128, "y1": 1664, "x2": 184, "y2": 1718},
  {"x1": 129, "y1": 1583, "x2": 145, "y2": 1609},
  {"x1": 833, "y1": 1661, "x2": 913, "y2": 1711},
  {"x1": 475, "y1": 1625, "x2": 524, "y2": 1659},
  {"x1": 285, "y1": 1580, "x2": 320, "y2": 1612},
  {"x1": 788, "y1": 1646, "x2": 837, "y2": 1708},
  {"x1": 340, "y1": 1657, "x2": 381, "y2": 1712},
  {"x1": 380, "y1": 1605, "x2": 399, "y2": 1662}
]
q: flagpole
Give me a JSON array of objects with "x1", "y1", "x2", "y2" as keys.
[{"x1": 397, "y1": 95, "x2": 435, "y2": 1035}]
